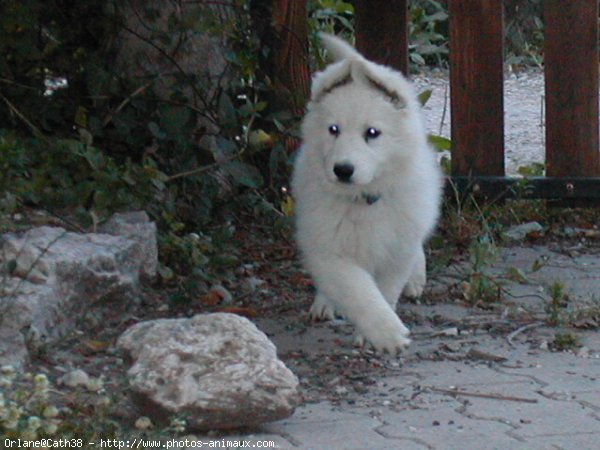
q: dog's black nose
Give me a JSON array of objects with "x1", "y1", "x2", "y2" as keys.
[{"x1": 333, "y1": 163, "x2": 354, "y2": 183}]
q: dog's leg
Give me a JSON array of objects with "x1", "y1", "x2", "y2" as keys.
[
  {"x1": 308, "y1": 257, "x2": 411, "y2": 353},
  {"x1": 309, "y1": 292, "x2": 338, "y2": 320},
  {"x1": 402, "y1": 246, "x2": 426, "y2": 298},
  {"x1": 376, "y1": 269, "x2": 411, "y2": 310}
]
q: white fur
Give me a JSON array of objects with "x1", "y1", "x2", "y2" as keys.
[{"x1": 292, "y1": 34, "x2": 442, "y2": 354}]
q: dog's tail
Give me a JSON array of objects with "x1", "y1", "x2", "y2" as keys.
[{"x1": 319, "y1": 33, "x2": 362, "y2": 62}]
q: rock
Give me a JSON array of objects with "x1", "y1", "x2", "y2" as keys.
[
  {"x1": 576, "y1": 346, "x2": 590, "y2": 358},
  {"x1": 0, "y1": 212, "x2": 158, "y2": 367},
  {"x1": 503, "y1": 222, "x2": 543, "y2": 241},
  {"x1": 564, "y1": 227, "x2": 600, "y2": 239},
  {"x1": 240, "y1": 277, "x2": 267, "y2": 293},
  {"x1": 432, "y1": 327, "x2": 460, "y2": 337},
  {"x1": 58, "y1": 369, "x2": 91, "y2": 389},
  {"x1": 117, "y1": 313, "x2": 300, "y2": 430},
  {"x1": 98, "y1": 211, "x2": 158, "y2": 280},
  {"x1": 135, "y1": 416, "x2": 154, "y2": 431},
  {"x1": 0, "y1": 327, "x2": 29, "y2": 369}
]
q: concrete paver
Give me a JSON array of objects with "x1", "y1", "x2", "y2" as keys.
[{"x1": 215, "y1": 245, "x2": 600, "y2": 449}]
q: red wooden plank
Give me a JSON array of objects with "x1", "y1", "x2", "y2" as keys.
[
  {"x1": 544, "y1": 0, "x2": 599, "y2": 177},
  {"x1": 354, "y1": 0, "x2": 409, "y2": 75},
  {"x1": 449, "y1": 0, "x2": 504, "y2": 177}
]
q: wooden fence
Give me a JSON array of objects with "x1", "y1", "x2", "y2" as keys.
[{"x1": 357, "y1": 0, "x2": 600, "y2": 204}]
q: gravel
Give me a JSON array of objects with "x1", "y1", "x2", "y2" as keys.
[{"x1": 414, "y1": 68, "x2": 547, "y2": 175}]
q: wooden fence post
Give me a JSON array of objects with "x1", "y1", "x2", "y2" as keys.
[
  {"x1": 544, "y1": 0, "x2": 599, "y2": 177},
  {"x1": 354, "y1": 0, "x2": 409, "y2": 75},
  {"x1": 449, "y1": 0, "x2": 504, "y2": 177}
]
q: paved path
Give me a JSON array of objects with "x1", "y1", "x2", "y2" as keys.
[{"x1": 225, "y1": 244, "x2": 600, "y2": 449}]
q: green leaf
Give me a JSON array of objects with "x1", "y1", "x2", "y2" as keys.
[
  {"x1": 410, "y1": 52, "x2": 426, "y2": 65},
  {"x1": 418, "y1": 43, "x2": 446, "y2": 55},
  {"x1": 426, "y1": 11, "x2": 448, "y2": 22},
  {"x1": 335, "y1": 1, "x2": 354, "y2": 14},
  {"x1": 517, "y1": 163, "x2": 545, "y2": 177},
  {"x1": 215, "y1": 136, "x2": 238, "y2": 159},
  {"x1": 269, "y1": 142, "x2": 290, "y2": 182},
  {"x1": 158, "y1": 264, "x2": 175, "y2": 281},
  {"x1": 218, "y1": 92, "x2": 237, "y2": 128},
  {"x1": 428, "y1": 134, "x2": 452, "y2": 151},
  {"x1": 222, "y1": 161, "x2": 263, "y2": 188},
  {"x1": 159, "y1": 106, "x2": 191, "y2": 139},
  {"x1": 210, "y1": 254, "x2": 239, "y2": 268},
  {"x1": 78, "y1": 128, "x2": 94, "y2": 147},
  {"x1": 418, "y1": 89, "x2": 433, "y2": 106},
  {"x1": 148, "y1": 121, "x2": 163, "y2": 139},
  {"x1": 505, "y1": 267, "x2": 529, "y2": 284},
  {"x1": 82, "y1": 147, "x2": 104, "y2": 171}
]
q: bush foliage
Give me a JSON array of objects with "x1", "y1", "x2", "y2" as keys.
[{"x1": 0, "y1": 1, "x2": 294, "y2": 227}]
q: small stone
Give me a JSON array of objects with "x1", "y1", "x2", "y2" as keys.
[
  {"x1": 577, "y1": 346, "x2": 590, "y2": 358},
  {"x1": 58, "y1": 369, "x2": 90, "y2": 388},
  {"x1": 86, "y1": 377, "x2": 104, "y2": 392},
  {"x1": 334, "y1": 385, "x2": 348, "y2": 396},
  {"x1": 442, "y1": 342, "x2": 462, "y2": 353},
  {"x1": 241, "y1": 277, "x2": 267, "y2": 293},
  {"x1": 433, "y1": 327, "x2": 459, "y2": 337},
  {"x1": 135, "y1": 416, "x2": 153, "y2": 430},
  {"x1": 503, "y1": 222, "x2": 543, "y2": 241}
]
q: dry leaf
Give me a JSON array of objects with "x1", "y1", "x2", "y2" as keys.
[
  {"x1": 216, "y1": 306, "x2": 258, "y2": 318},
  {"x1": 82, "y1": 340, "x2": 110, "y2": 352},
  {"x1": 201, "y1": 290, "x2": 225, "y2": 306}
]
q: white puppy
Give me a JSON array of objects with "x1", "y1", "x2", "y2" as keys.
[{"x1": 292, "y1": 34, "x2": 442, "y2": 354}]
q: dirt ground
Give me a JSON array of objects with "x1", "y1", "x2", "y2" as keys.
[{"x1": 25, "y1": 213, "x2": 600, "y2": 446}]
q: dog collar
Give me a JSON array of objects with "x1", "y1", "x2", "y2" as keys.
[{"x1": 355, "y1": 192, "x2": 381, "y2": 205}]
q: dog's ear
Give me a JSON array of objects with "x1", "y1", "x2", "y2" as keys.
[
  {"x1": 350, "y1": 60, "x2": 408, "y2": 110},
  {"x1": 319, "y1": 33, "x2": 362, "y2": 62},
  {"x1": 311, "y1": 59, "x2": 353, "y2": 102},
  {"x1": 311, "y1": 34, "x2": 360, "y2": 101},
  {"x1": 312, "y1": 33, "x2": 410, "y2": 109}
]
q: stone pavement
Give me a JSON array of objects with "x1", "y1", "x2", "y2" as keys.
[{"x1": 226, "y1": 244, "x2": 600, "y2": 450}]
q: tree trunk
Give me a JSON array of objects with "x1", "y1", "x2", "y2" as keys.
[
  {"x1": 354, "y1": 0, "x2": 409, "y2": 75},
  {"x1": 251, "y1": 0, "x2": 310, "y2": 116}
]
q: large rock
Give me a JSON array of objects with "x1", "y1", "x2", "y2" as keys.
[
  {"x1": 0, "y1": 212, "x2": 157, "y2": 367},
  {"x1": 117, "y1": 313, "x2": 300, "y2": 430},
  {"x1": 98, "y1": 211, "x2": 158, "y2": 281}
]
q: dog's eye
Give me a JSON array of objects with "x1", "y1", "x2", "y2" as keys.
[
  {"x1": 364, "y1": 127, "x2": 381, "y2": 141},
  {"x1": 328, "y1": 124, "x2": 340, "y2": 137}
]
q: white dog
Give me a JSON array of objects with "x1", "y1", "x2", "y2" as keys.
[{"x1": 292, "y1": 34, "x2": 442, "y2": 354}]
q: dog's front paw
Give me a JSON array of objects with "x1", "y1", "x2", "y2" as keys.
[
  {"x1": 355, "y1": 316, "x2": 411, "y2": 354},
  {"x1": 403, "y1": 250, "x2": 426, "y2": 298},
  {"x1": 309, "y1": 294, "x2": 338, "y2": 321},
  {"x1": 403, "y1": 267, "x2": 426, "y2": 298},
  {"x1": 402, "y1": 277, "x2": 425, "y2": 298}
]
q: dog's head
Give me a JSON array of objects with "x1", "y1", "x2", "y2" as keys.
[{"x1": 302, "y1": 34, "x2": 426, "y2": 189}]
